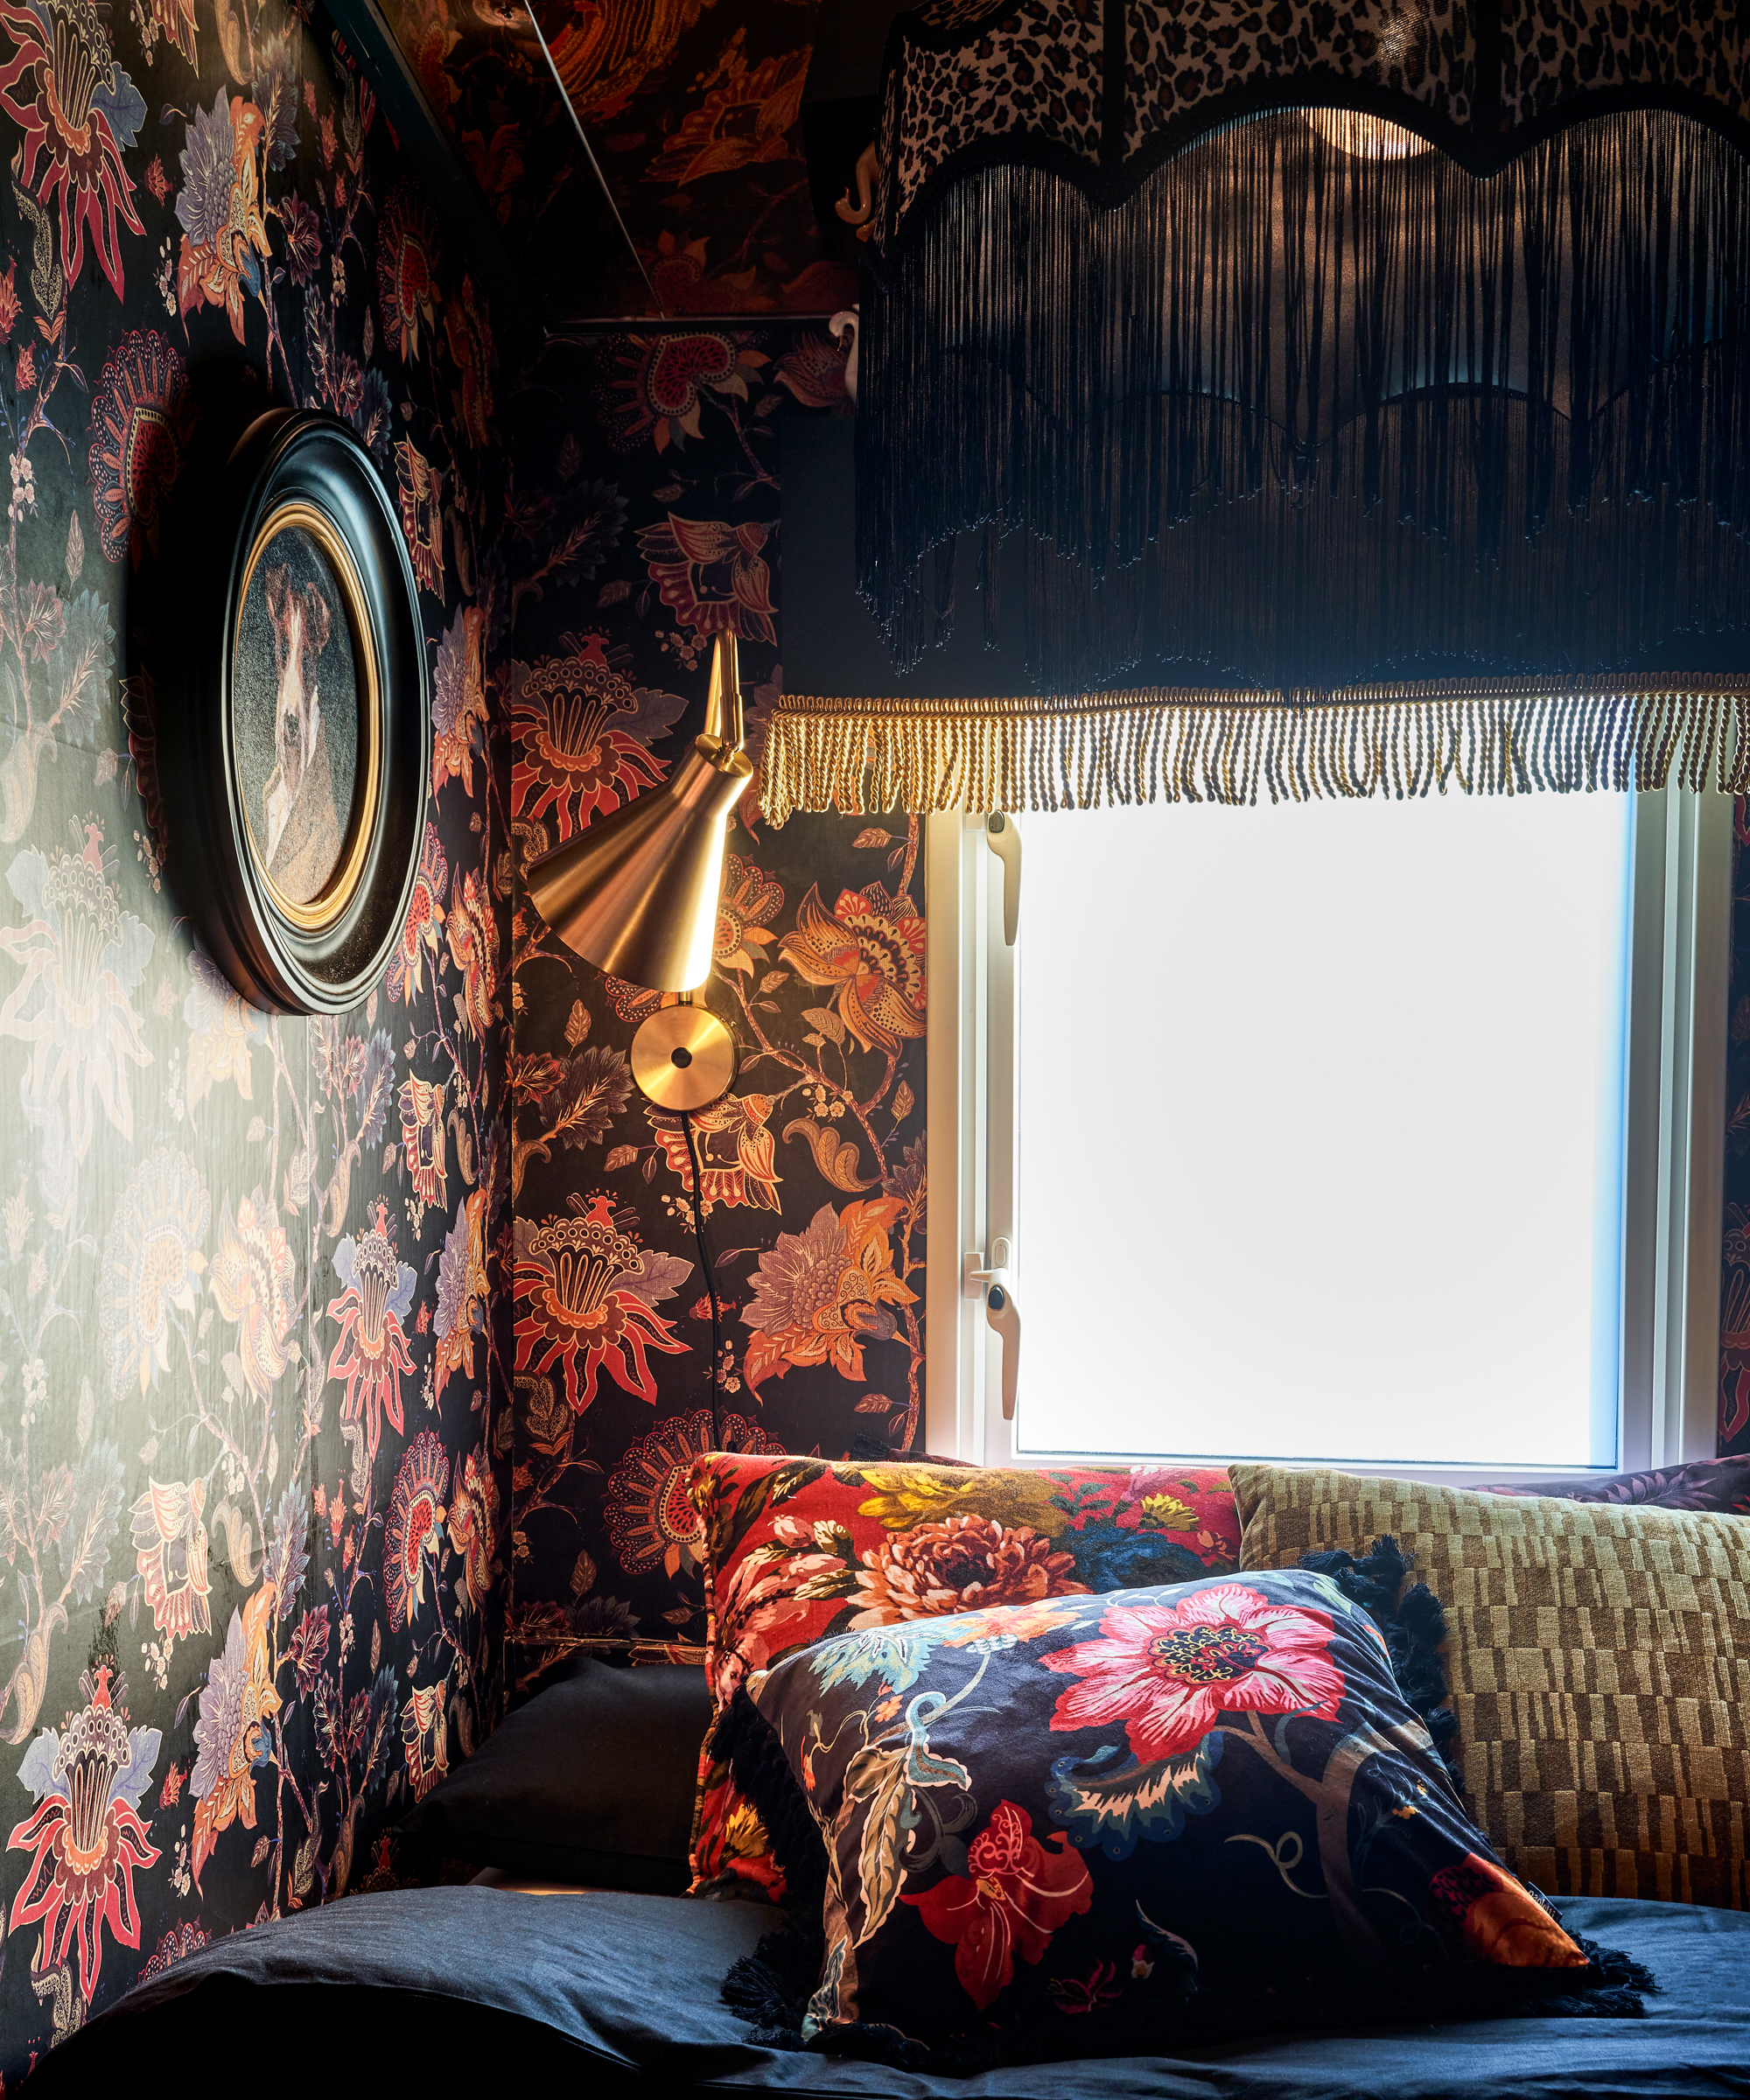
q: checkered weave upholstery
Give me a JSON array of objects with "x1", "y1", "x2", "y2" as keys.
[{"x1": 1230, "y1": 1466, "x2": 1750, "y2": 1909}]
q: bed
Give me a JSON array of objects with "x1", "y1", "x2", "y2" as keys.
[{"x1": 27, "y1": 1885, "x2": 1750, "y2": 2097}]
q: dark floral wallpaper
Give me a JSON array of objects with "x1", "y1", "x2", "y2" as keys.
[
  {"x1": 378, "y1": 0, "x2": 859, "y2": 319},
  {"x1": 501, "y1": 323, "x2": 927, "y2": 1681},
  {"x1": 0, "y1": 0, "x2": 507, "y2": 2075},
  {"x1": 4, "y1": 0, "x2": 1734, "y2": 2076}
]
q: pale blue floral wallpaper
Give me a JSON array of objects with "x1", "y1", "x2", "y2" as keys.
[{"x1": 0, "y1": 0, "x2": 507, "y2": 2072}]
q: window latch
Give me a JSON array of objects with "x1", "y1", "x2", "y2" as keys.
[
  {"x1": 966, "y1": 1239, "x2": 1021, "y2": 1420},
  {"x1": 985, "y1": 813, "x2": 1020, "y2": 944}
]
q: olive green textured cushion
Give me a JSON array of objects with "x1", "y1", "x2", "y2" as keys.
[{"x1": 1229, "y1": 1464, "x2": 1750, "y2": 1909}]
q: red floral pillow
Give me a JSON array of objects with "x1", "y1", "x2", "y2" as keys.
[{"x1": 686, "y1": 1453, "x2": 1240, "y2": 1899}]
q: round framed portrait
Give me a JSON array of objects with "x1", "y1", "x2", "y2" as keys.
[{"x1": 164, "y1": 411, "x2": 428, "y2": 1014}]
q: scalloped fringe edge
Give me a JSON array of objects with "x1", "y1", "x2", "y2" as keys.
[{"x1": 759, "y1": 681, "x2": 1750, "y2": 826}]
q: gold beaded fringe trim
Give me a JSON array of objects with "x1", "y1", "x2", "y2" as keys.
[{"x1": 759, "y1": 679, "x2": 1750, "y2": 824}]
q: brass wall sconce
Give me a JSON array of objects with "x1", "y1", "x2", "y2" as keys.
[{"x1": 527, "y1": 633, "x2": 751, "y2": 1112}]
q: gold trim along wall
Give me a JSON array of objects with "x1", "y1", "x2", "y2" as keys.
[{"x1": 760, "y1": 680, "x2": 1750, "y2": 824}]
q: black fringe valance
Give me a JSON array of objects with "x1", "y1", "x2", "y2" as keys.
[
  {"x1": 864, "y1": 2, "x2": 1750, "y2": 259},
  {"x1": 855, "y1": 110, "x2": 1750, "y2": 694},
  {"x1": 760, "y1": 677, "x2": 1750, "y2": 823}
]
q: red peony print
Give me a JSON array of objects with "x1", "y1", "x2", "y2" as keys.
[
  {"x1": 848, "y1": 1513, "x2": 1087, "y2": 1627},
  {"x1": 1044, "y1": 1585, "x2": 1346, "y2": 1762},
  {"x1": 604, "y1": 1406, "x2": 782, "y2": 1579},
  {"x1": 383, "y1": 1432, "x2": 448, "y2": 1632},
  {"x1": 906, "y1": 1800, "x2": 1092, "y2": 2011},
  {"x1": 86, "y1": 329, "x2": 194, "y2": 567},
  {"x1": 446, "y1": 1445, "x2": 498, "y2": 1614},
  {"x1": 509, "y1": 637, "x2": 672, "y2": 843}
]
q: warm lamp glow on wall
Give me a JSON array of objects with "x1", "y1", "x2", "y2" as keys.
[{"x1": 527, "y1": 632, "x2": 750, "y2": 1111}]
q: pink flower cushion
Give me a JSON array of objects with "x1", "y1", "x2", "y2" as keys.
[
  {"x1": 725, "y1": 1570, "x2": 1648, "y2": 2067},
  {"x1": 685, "y1": 1453, "x2": 1240, "y2": 1900}
]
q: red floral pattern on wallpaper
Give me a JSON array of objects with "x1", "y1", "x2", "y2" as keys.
[
  {"x1": 0, "y1": 0, "x2": 508, "y2": 2071},
  {"x1": 499, "y1": 319, "x2": 936, "y2": 1677}
]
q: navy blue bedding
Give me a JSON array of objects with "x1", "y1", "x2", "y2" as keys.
[{"x1": 26, "y1": 1889, "x2": 1750, "y2": 2097}]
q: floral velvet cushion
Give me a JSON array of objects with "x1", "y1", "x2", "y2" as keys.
[
  {"x1": 685, "y1": 1454, "x2": 1240, "y2": 1899},
  {"x1": 723, "y1": 1569, "x2": 1650, "y2": 2068}
]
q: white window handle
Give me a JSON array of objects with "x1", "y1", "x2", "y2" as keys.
[
  {"x1": 967, "y1": 1238, "x2": 1020, "y2": 1420},
  {"x1": 986, "y1": 813, "x2": 1020, "y2": 944},
  {"x1": 984, "y1": 1278, "x2": 1020, "y2": 1419}
]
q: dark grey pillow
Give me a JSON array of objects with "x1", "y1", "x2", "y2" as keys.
[{"x1": 399, "y1": 1658, "x2": 711, "y2": 1892}]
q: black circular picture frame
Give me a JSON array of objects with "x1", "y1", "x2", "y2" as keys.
[{"x1": 164, "y1": 410, "x2": 428, "y2": 1014}]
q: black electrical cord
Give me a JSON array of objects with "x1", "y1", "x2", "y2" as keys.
[{"x1": 680, "y1": 1109, "x2": 725, "y2": 1451}]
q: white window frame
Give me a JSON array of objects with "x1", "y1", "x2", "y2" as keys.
[{"x1": 924, "y1": 788, "x2": 1732, "y2": 1480}]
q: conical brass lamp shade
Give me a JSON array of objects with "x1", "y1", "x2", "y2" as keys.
[{"x1": 526, "y1": 636, "x2": 753, "y2": 991}]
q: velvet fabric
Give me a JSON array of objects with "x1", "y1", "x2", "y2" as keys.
[
  {"x1": 397, "y1": 1657, "x2": 711, "y2": 1891},
  {"x1": 686, "y1": 1454, "x2": 1240, "y2": 1902},
  {"x1": 732, "y1": 1569, "x2": 1644, "y2": 2068}
]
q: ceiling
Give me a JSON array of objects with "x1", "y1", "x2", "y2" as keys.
[{"x1": 361, "y1": 0, "x2": 891, "y2": 328}]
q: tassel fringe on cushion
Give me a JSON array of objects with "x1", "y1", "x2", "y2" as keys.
[{"x1": 716, "y1": 1550, "x2": 1656, "y2": 2073}]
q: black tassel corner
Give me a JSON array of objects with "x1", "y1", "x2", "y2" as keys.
[
  {"x1": 1298, "y1": 1536, "x2": 1465, "y2": 1788},
  {"x1": 710, "y1": 1685, "x2": 828, "y2": 1914},
  {"x1": 717, "y1": 1563, "x2": 1657, "y2": 2072},
  {"x1": 723, "y1": 1914, "x2": 1657, "y2": 2079}
]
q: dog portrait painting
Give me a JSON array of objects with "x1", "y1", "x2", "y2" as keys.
[{"x1": 234, "y1": 520, "x2": 361, "y2": 910}]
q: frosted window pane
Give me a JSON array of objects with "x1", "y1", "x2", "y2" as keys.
[{"x1": 1014, "y1": 792, "x2": 1630, "y2": 1468}]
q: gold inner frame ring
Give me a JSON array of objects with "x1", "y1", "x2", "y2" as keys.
[{"x1": 234, "y1": 499, "x2": 382, "y2": 932}]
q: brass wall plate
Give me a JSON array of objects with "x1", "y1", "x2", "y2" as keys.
[{"x1": 631, "y1": 1005, "x2": 735, "y2": 1111}]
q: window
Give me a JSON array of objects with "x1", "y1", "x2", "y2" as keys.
[{"x1": 924, "y1": 787, "x2": 1731, "y2": 1479}]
